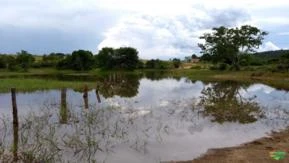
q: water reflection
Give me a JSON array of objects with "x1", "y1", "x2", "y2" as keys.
[
  {"x1": 1, "y1": 77, "x2": 289, "y2": 162},
  {"x1": 98, "y1": 73, "x2": 140, "y2": 98},
  {"x1": 198, "y1": 81, "x2": 264, "y2": 124}
]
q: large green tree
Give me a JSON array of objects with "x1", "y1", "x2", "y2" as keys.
[
  {"x1": 95, "y1": 47, "x2": 114, "y2": 68},
  {"x1": 70, "y1": 50, "x2": 94, "y2": 70},
  {"x1": 57, "y1": 50, "x2": 94, "y2": 70},
  {"x1": 198, "y1": 25, "x2": 267, "y2": 70},
  {"x1": 95, "y1": 47, "x2": 139, "y2": 70},
  {"x1": 114, "y1": 47, "x2": 139, "y2": 70}
]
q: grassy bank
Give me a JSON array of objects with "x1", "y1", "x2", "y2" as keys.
[
  {"x1": 170, "y1": 69, "x2": 289, "y2": 90},
  {"x1": 0, "y1": 78, "x2": 97, "y2": 92},
  {"x1": 1, "y1": 68, "x2": 289, "y2": 92}
]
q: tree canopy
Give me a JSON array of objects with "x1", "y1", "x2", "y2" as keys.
[
  {"x1": 57, "y1": 50, "x2": 94, "y2": 70},
  {"x1": 95, "y1": 47, "x2": 139, "y2": 70},
  {"x1": 199, "y1": 25, "x2": 267, "y2": 70}
]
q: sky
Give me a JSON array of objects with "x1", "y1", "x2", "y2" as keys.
[{"x1": 0, "y1": 0, "x2": 288, "y2": 59}]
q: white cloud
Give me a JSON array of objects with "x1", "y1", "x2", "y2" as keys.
[
  {"x1": 259, "y1": 41, "x2": 280, "y2": 52},
  {"x1": 96, "y1": 0, "x2": 289, "y2": 58},
  {"x1": 0, "y1": 0, "x2": 289, "y2": 56},
  {"x1": 98, "y1": 8, "x2": 249, "y2": 59}
]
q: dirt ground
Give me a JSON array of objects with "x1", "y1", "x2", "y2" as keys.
[{"x1": 168, "y1": 128, "x2": 289, "y2": 163}]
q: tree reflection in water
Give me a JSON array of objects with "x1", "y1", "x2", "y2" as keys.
[
  {"x1": 198, "y1": 81, "x2": 264, "y2": 124},
  {"x1": 98, "y1": 73, "x2": 140, "y2": 98}
]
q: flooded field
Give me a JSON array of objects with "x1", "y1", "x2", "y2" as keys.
[{"x1": 1, "y1": 74, "x2": 289, "y2": 162}]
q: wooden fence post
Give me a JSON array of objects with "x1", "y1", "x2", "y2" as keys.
[
  {"x1": 60, "y1": 88, "x2": 68, "y2": 123},
  {"x1": 11, "y1": 88, "x2": 18, "y2": 161},
  {"x1": 95, "y1": 85, "x2": 101, "y2": 103},
  {"x1": 83, "y1": 85, "x2": 89, "y2": 109}
]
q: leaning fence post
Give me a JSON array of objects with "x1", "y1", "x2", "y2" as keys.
[
  {"x1": 83, "y1": 84, "x2": 89, "y2": 109},
  {"x1": 11, "y1": 88, "x2": 19, "y2": 161}
]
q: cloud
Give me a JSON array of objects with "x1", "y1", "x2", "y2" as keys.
[
  {"x1": 0, "y1": 0, "x2": 289, "y2": 57},
  {"x1": 98, "y1": 8, "x2": 249, "y2": 59},
  {"x1": 258, "y1": 41, "x2": 280, "y2": 52}
]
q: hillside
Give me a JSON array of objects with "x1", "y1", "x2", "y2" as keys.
[{"x1": 254, "y1": 49, "x2": 289, "y2": 59}]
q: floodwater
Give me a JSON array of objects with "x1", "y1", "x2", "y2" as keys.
[{"x1": 1, "y1": 73, "x2": 289, "y2": 162}]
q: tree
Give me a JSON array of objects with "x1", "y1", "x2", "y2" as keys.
[
  {"x1": 145, "y1": 59, "x2": 171, "y2": 69},
  {"x1": 114, "y1": 47, "x2": 139, "y2": 70},
  {"x1": 200, "y1": 53, "x2": 212, "y2": 62},
  {"x1": 137, "y1": 60, "x2": 144, "y2": 69},
  {"x1": 16, "y1": 50, "x2": 35, "y2": 71},
  {"x1": 70, "y1": 50, "x2": 94, "y2": 70},
  {"x1": 95, "y1": 47, "x2": 139, "y2": 70},
  {"x1": 172, "y1": 58, "x2": 181, "y2": 68},
  {"x1": 6, "y1": 56, "x2": 18, "y2": 71},
  {"x1": 41, "y1": 53, "x2": 65, "y2": 67},
  {"x1": 145, "y1": 59, "x2": 156, "y2": 69},
  {"x1": 191, "y1": 54, "x2": 198, "y2": 59},
  {"x1": 198, "y1": 25, "x2": 267, "y2": 70},
  {"x1": 57, "y1": 50, "x2": 94, "y2": 71},
  {"x1": 276, "y1": 52, "x2": 289, "y2": 72},
  {"x1": 95, "y1": 47, "x2": 114, "y2": 68},
  {"x1": 0, "y1": 55, "x2": 7, "y2": 68}
]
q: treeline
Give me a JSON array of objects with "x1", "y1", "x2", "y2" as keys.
[
  {"x1": 0, "y1": 50, "x2": 35, "y2": 71},
  {"x1": 0, "y1": 47, "x2": 182, "y2": 71},
  {"x1": 199, "y1": 50, "x2": 289, "y2": 71}
]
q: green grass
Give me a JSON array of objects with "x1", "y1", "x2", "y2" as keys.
[
  {"x1": 1, "y1": 67, "x2": 289, "y2": 92},
  {"x1": 0, "y1": 78, "x2": 97, "y2": 93},
  {"x1": 167, "y1": 69, "x2": 289, "y2": 90}
]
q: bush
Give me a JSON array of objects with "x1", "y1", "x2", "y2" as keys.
[
  {"x1": 145, "y1": 59, "x2": 172, "y2": 69},
  {"x1": 219, "y1": 63, "x2": 228, "y2": 70},
  {"x1": 172, "y1": 58, "x2": 181, "y2": 68},
  {"x1": 276, "y1": 64, "x2": 289, "y2": 72}
]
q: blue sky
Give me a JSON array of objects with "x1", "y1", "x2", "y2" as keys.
[{"x1": 0, "y1": 0, "x2": 288, "y2": 59}]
